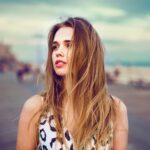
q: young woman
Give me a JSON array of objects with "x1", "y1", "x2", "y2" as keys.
[{"x1": 16, "y1": 17, "x2": 128, "y2": 150}]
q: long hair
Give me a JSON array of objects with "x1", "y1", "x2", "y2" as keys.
[{"x1": 39, "y1": 17, "x2": 114, "y2": 149}]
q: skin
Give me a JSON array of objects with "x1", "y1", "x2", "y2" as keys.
[
  {"x1": 52, "y1": 27, "x2": 73, "y2": 76},
  {"x1": 16, "y1": 27, "x2": 128, "y2": 150}
]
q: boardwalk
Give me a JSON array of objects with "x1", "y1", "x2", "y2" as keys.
[{"x1": 0, "y1": 72, "x2": 150, "y2": 150}]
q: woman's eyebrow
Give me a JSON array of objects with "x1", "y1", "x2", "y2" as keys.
[
  {"x1": 53, "y1": 40, "x2": 71, "y2": 44},
  {"x1": 64, "y1": 40, "x2": 71, "y2": 43},
  {"x1": 64, "y1": 40, "x2": 72, "y2": 45},
  {"x1": 52, "y1": 41, "x2": 58, "y2": 45}
]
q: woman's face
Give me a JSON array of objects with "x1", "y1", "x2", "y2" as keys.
[{"x1": 52, "y1": 27, "x2": 73, "y2": 76}]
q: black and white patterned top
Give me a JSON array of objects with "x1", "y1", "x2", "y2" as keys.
[{"x1": 38, "y1": 111, "x2": 113, "y2": 150}]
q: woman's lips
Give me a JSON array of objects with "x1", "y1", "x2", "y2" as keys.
[
  {"x1": 55, "y1": 60, "x2": 67, "y2": 68},
  {"x1": 55, "y1": 62, "x2": 66, "y2": 67}
]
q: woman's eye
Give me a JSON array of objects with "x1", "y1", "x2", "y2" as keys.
[
  {"x1": 52, "y1": 45, "x2": 58, "y2": 51},
  {"x1": 66, "y1": 42, "x2": 72, "y2": 48}
]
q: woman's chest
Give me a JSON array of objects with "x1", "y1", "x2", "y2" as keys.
[{"x1": 38, "y1": 113, "x2": 113, "y2": 150}]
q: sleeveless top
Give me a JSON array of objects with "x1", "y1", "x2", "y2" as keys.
[{"x1": 38, "y1": 111, "x2": 113, "y2": 150}]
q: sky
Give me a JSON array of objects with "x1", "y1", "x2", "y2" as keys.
[{"x1": 0, "y1": 0, "x2": 150, "y2": 66}]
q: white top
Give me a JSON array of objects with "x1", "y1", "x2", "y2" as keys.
[{"x1": 38, "y1": 111, "x2": 113, "y2": 150}]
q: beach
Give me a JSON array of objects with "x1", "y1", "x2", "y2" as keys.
[
  {"x1": 0, "y1": 71, "x2": 150, "y2": 150},
  {"x1": 106, "y1": 65, "x2": 150, "y2": 84}
]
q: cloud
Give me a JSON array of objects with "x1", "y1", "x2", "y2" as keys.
[
  {"x1": 90, "y1": 6, "x2": 126, "y2": 18},
  {"x1": 1, "y1": 0, "x2": 150, "y2": 17},
  {"x1": 0, "y1": 0, "x2": 150, "y2": 64},
  {"x1": 94, "y1": 20, "x2": 150, "y2": 42},
  {"x1": 89, "y1": 0, "x2": 150, "y2": 17}
]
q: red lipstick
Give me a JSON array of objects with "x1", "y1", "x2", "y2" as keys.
[{"x1": 55, "y1": 60, "x2": 67, "y2": 67}]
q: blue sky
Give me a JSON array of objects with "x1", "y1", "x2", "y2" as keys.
[{"x1": 0, "y1": 0, "x2": 150, "y2": 66}]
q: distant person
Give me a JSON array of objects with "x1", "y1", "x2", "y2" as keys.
[
  {"x1": 16, "y1": 63, "x2": 31, "y2": 82},
  {"x1": 16, "y1": 68, "x2": 23, "y2": 82},
  {"x1": 16, "y1": 17, "x2": 128, "y2": 149}
]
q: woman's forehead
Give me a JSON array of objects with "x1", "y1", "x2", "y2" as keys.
[{"x1": 53, "y1": 27, "x2": 73, "y2": 42}]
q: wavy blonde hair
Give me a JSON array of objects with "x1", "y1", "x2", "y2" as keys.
[{"x1": 38, "y1": 17, "x2": 114, "y2": 149}]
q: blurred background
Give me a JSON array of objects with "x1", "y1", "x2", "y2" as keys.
[{"x1": 0, "y1": 0, "x2": 150, "y2": 149}]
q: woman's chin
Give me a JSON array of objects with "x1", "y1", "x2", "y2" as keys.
[{"x1": 55, "y1": 70, "x2": 67, "y2": 76}]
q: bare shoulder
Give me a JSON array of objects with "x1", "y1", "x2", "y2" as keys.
[
  {"x1": 16, "y1": 95, "x2": 43, "y2": 149},
  {"x1": 111, "y1": 95, "x2": 128, "y2": 131},
  {"x1": 22, "y1": 94, "x2": 43, "y2": 113},
  {"x1": 111, "y1": 95, "x2": 127, "y2": 113},
  {"x1": 18, "y1": 94, "x2": 43, "y2": 131},
  {"x1": 111, "y1": 96, "x2": 129, "y2": 149}
]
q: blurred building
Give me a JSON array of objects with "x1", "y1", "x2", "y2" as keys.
[{"x1": 0, "y1": 42, "x2": 17, "y2": 72}]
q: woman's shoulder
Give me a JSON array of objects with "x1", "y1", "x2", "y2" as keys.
[
  {"x1": 16, "y1": 95, "x2": 44, "y2": 149},
  {"x1": 24, "y1": 94, "x2": 43, "y2": 109},
  {"x1": 111, "y1": 95, "x2": 127, "y2": 113},
  {"x1": 22, "y1": 94, "x2": 43, "y2": 113},
  {"x1": 110, "y1": 95, "x2": 128, "y2": 131},
  {"x1": 109, "y1": 95, "x2": 128, "y2": 149}
]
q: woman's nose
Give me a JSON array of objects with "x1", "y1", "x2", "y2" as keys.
[{"x1": 56, "y1": 46, "x2": 64, "y2": 57}]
